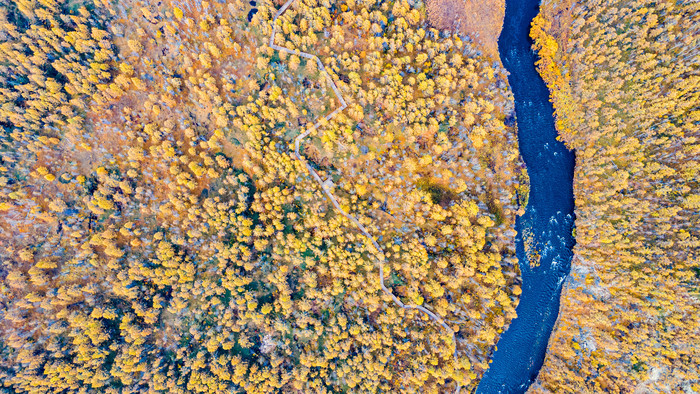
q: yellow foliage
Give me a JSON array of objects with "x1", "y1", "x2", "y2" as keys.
[
  {"x1": 531, "y1": 0, "x2": 700, "y2": 391},
  {"x1": 0, "y1": 0, "x2": 524, "y2": 392}
]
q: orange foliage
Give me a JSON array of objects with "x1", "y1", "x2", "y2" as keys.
[{"x1": 530, "y1": 0, "x2": 700, "y2": 391}]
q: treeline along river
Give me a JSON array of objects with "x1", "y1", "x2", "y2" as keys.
[{"x1": 476, "y1": 0, "x2": 577, "y2": 392}]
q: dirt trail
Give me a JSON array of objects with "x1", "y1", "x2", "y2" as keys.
[{"x1": 269, "y1": 1, "x2": 462, "y2": 391}]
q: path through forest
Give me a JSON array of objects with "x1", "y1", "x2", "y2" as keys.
[{"x1": 269, "y1": 0, "x2": 463, "y2": 392}]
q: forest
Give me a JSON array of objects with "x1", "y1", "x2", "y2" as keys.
[
  {"x1": 529, "y1": 0, "x2": 700, "y2": 392},
  {"x1": 2, "y1": 0, "x2": 698, "y2": 392},
  {"x1": 0, "y1": 0, "x2": 523, "y2": 391}
]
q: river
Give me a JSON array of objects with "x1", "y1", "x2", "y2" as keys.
[{"x1": 475, "y1": 0, "x2": 576, "y2": 392}]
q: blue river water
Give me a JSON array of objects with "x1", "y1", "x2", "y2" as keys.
[{"x1": 476, "y1": 0, "x2": 576, "y2": 392}]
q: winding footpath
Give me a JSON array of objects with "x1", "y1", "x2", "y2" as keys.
[{"x1": 269, "y1": 0, "x2": 462, "y2": 391}]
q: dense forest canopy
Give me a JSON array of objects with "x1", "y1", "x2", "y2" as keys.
[
  {"x1": 530, "y1": 0, "x2": 700, "y2": 391},
  {"x1": 0, "y1": 0, "x2": 698, "y2": 392},
  {"x1": 0, "y1": 0, "x2": 523, "y2": 391}
]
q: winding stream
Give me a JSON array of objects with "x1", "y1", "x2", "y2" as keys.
[{"x1": 476, "y1": 0, "x2": 576, "y2": 392}]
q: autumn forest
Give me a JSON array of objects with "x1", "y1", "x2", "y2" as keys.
[{"x1": 0, "y1": 0, "x2": 697, "y2": 392}]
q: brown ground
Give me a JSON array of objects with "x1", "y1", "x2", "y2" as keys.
[{"x1": 426, "y1": 0, "x2": 505, "y2": 60}]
